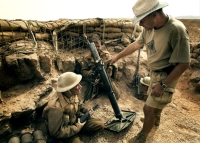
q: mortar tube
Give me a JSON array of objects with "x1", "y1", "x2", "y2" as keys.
[{"x1": 88, "y1": 43, "x2": 123, "y2": 120}]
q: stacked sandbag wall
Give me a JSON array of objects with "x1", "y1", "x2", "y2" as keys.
[
  {"x1": 0, "y1": 19, "x2": 72, "y2": 46},
  {"x1": 190, "y1": 42, "x2": 200, "y2": 69},
  {"x1": 60, "y1": 18, "x2": 142, "y2": 49},
  {"x1": 189, "y1": 42, "x2": 200, "y2": 91},
  {"x1": 0, "y1": 18, "x2": 142, "y2": 50}
]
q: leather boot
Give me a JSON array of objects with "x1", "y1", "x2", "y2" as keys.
[{"x1": 123, "y1": 132, "x2": 147, "y2": 143}]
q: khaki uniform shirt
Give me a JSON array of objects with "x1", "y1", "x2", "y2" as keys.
[
  {"x1": 136, "y1": 15, "x2": 190, "y2": 71},
  {"x1": 42, "y1": 91, "x2": 83, "y2": 138}
]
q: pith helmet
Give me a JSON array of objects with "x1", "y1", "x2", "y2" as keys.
[
  {"x1": 132, "y1": 0, "x2": 168, "y2": 25},
  {"x1": 57, "y1": 72, "x2": 82, "y2": 92}
]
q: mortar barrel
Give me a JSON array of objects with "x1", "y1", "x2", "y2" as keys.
[{"x1": 89, "y1": 43, "x2": 123, "y2": 119}]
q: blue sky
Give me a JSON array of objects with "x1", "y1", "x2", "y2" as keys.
[{"x1": 0, "y1": 0, "x2": 199, "y2": 21}]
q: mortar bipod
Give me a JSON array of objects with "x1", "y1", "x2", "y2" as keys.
[
  {"x1": 87, "y1": 41, "x2": 136, "y2": 132},
  {"x1": 104, "y1": 110, "x2": 136, "y2": 132}
]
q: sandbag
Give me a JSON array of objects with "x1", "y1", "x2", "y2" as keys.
[
  {"x1": 190, "y1": 42, "x2": 200, "y2": 49},
  {"x1": 106, "y1": 33, "x2": 123, "y2": 39},
  {"x1": 104, "y1": 27, "x2": 121, "y2": 33},
  {"x1": 121, "y1": 33, "x2": 131, "y2": 46},
  {"x1": 35, "y1": 33, "x2": 50, "y2": 40},
  {"x1": 191, "y1": 53, "x2": 198, "y2": 58},
  {"x1": 197, "y1": 55, "x2": 200, "y2": 62},
  {"x1": 193, "y1": 48, "x2": 200, "y2": 54},
  {"x1": 122, "y1": 28, "x2": 133, "y2": 34},
  {"x1": 71, "y1": 18, "x2": 102, "y2": 27},
  {"x1": 13, "y1": 20, "x2": 28, "y2": 31},
  {"x1": 121, "y1": 21, "x2": 134, "y2": 29},
  {"x1": 27, "y1": 21, "x2": 41, "y2": 32},
  {"x1": 86, "y1": 26, "x2": 95, "y2": 32},
  {"x1": 0, "y1": 32, "x2": 27, "y2": 43},
  {"x1": 41, "y1": 21, "x2": 60, "y2": 30},
  {"x1": 95, "y1": 27, "x2": 103, "y2": 32},
  {"x1": 100, "y1": 19, "x2": 123, "y2": 28},
  {"x1": 0, "y1": 19, "x2": 20, "y2": 31}
]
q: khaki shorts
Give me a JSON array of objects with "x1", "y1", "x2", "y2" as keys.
[{"x1": 146, "y1": 71, "x2": 178, "y2": 109}]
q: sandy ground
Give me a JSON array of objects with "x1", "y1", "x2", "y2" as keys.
[
  {"x1": 2, "y1": 67, "x2": 199, "y2": 143},
  {"x1": 81, "y1": 68, "x2": 200, "y2": 143}
]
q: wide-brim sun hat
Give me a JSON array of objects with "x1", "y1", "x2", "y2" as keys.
[
  {"x1": 132, "y1": 0, "x2": 168, "y2": 25},
  {"x1": 57, "y1": 72, "x2": 82, "y2": 92},
  {"x1": 140, "y1": 76, "x2": 151, "y2": 86}
]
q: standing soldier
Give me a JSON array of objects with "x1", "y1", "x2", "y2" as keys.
[{"x1": 108, "y1": 0, "x2": 190, "y2": 142}]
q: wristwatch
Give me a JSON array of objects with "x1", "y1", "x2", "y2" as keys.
[{"x1": 160, "y1": 81, "x2": 167, "y2": 89}]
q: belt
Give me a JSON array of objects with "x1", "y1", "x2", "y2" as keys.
[{"x1": 154, "y1": 66, "x2": 176, "y2": 75}]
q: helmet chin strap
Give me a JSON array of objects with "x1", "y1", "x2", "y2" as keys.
[
  {"x1": 68, "y1": 90, "x2": 74, "y2": 96},
  {"x1": 62, "y1": 90, "x2": 73, "y2": 98}
]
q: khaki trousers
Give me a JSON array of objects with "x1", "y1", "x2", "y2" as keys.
[{"x1": 62, "y1": 117, "x2": 104, "y2": 143}]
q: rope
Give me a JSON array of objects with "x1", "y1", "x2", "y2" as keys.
[
  {"x1": 132, "y1": 24, "x2": 137, "y2": 40},
  {"x1": 24, "y1": 20, "x2": 37, "y2": 49}
]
